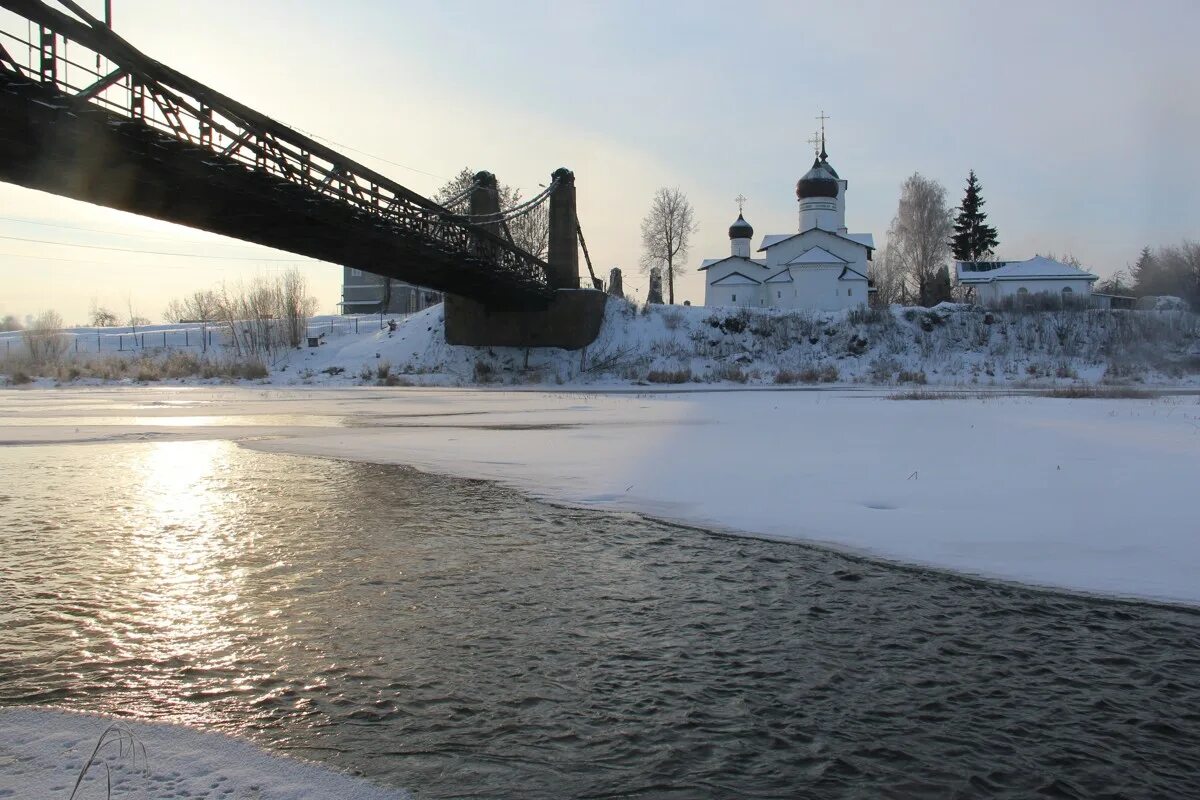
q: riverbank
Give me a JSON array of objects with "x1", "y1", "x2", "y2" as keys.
[
  {"x1": 0, "y1": 708, "x2": 407, "y2": 799},
  {"x1": 3, "y1": 301, "x2": 1198, "y2": 389},
  {"x1": 2, "y1": 385, "x2": 1197, "y2": 606}
]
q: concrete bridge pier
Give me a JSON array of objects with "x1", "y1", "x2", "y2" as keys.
[{"x1": 444, "y1": 167, "x2": 607, "y2": 351}]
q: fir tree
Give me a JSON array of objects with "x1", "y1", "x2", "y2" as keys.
[{"x1": 950, "y1": 170, "x2": 999, "y2": 263}]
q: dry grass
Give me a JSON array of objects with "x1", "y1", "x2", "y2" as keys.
[
  {"x1": 1043, "y1": 385, "x2": 1159, "y2": 399},
  {"x1": 647, "y1": 368, "x2": 692, "y2": 384}
]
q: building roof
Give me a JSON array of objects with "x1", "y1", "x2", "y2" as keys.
[
  {"x1": 728, "y1": 213, "x2": 754, "y2": 240},
  {"x1": 710, "y1": 271, "x2": 762, "y2": 286},
  {"x1": 956, "y1": 256, "x2": 1099, "y2": 284},
  {"x1": 796, "y1": 158, "x2": 839, "y2": 200},
  {"x1": 698, "y1": 255, "x2": 768, "y2": 272},
  {"x1": 758, "y1": 228, "x2": 875, "y2": 252},
  {"x1": 764, "y1": 268, "x2": 794, "y2": 283},
  {"x1": 786, "y1": 245, "x2": 848, "y2": 265}
]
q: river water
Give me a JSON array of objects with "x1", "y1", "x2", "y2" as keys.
[{"x1": 1, "y1": 440, "x2": 1198, "y2": 799}]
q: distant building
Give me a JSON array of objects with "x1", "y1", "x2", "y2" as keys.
[
  {"x1": 699, "y1": 136, "x2": 875, "y2": 312},
  {"x1": 955, "y1": 257, "x2": 1098, "y2": 306},
  {"x1": 339, "y1": 267, "x2": 442, "y2": 314}
]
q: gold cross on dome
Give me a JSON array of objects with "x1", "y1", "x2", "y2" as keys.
[{"x1": 734, "y1": 194, "x2": 747, "y2": 214}]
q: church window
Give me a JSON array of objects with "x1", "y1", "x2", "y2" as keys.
[
  {"x1": 847, "y1": 288, "x2": 852, "y2": 296},
  {"x1": 1062, "y1": 286, "x2": 1073, "y2": 294},
  {"x1": 731, "y1": 294, "x2": 736, "y2": 302},
  {"x1": 777, "y1": 291, "x2": 782, "y2": 299},
  {"x1": 350, "y1": 268, "x2": 362, "y2": 277}
]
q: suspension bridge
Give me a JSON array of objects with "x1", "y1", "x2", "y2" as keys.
[{"x1": 0, "y1": 0, "x2": 607, "y2": 347}]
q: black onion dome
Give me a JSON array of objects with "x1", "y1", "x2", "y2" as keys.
[
  {"x1": 796, "y1": 157, "x2": 839, "y2": 199},
  {"x1": 820, "y1": 151, "x2": 839, "y2": 179},
  {"x1": 728, "y1": 213, "x2": 754, "y2": 240}
]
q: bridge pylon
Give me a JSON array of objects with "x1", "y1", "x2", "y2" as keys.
[{"x1": 444, "y1": 166, "x2": 607, "y2": 350}]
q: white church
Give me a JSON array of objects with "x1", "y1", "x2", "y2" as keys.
[{"x1": 700, "y1": 141, "x2": 875, "y2": 311}]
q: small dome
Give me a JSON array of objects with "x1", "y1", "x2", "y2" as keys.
[
  {"x1": 728, "y1": 213, "x2": 754, "y2": 240},
  {"x1": 796, "y1": 157, "x2": 839, "y2": 200}
]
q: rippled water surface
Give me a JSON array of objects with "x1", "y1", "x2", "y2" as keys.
[{"x1": 2, "y1": 441, "x2": 1199, "y2": 799}]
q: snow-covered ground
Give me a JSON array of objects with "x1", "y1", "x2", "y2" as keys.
[
  {"x1": 4, "y1": 300, "x2": 1199, "y2": 388},
  {"x1": 0, "y1": 707, "x2": 407, "y2": 799},
  {"x1": 3, "y1": 385, "x2": 1198, "y2": 606}
]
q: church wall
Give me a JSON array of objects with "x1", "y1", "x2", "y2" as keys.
[
  {"x1": 775, "y1": 267, "x2": 867, "y2": 312},
  {"x1": 706, "y1": 283, "x2": 762, "y2": 309}
]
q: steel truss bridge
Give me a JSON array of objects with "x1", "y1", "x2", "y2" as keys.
[{"x1": 0, "y1": 0, "x2": 567, "y2": 309}]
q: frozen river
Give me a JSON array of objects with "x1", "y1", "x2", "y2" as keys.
[{"x1": 3, "y1": 428, "x2": 1200, "y2": 798}]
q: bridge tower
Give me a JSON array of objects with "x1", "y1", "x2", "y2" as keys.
[
  {"x1": 546, "y1": 167, "x2": 578, "y2": 289},
  {"x1": 443, "y1": 166, "x2": 606, "y2": 349}
]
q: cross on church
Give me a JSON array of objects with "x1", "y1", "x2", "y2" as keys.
[
  {"x1": 734, "y1": 193, "x2": 747, "y2": 214},
  {"x1": 816, "y1": 110, "x2": 831, "y2": 151},
  {"x1": 806, "y1": 131, "x2": 822, "y2": 156}
]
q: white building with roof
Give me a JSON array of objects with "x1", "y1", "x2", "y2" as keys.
[
  {"x1": 699, "y1": 143, "x2": 874, "y2": 312},
  {"x1": 955, "y1": 257, "x2": 1098, "y2": 306}
]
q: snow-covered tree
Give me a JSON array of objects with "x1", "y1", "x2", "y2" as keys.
[
  {"x1": 950, "y1": 170, "x2": 999, "y2": 263},
  {"x1": 887, "y1": 173, "x2": 954, "y2": 306},
  {"x1": 639, "y1": 187, "x2": 696, "y2": 304},
  {"x1": 1130, "y1": 241, "x2": 1200, "y2": 307}
]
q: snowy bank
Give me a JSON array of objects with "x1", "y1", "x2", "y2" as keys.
[
  {"x1": 0, "y1": 707, "x2": 408, "y2": 799},
  {"x1": 3, "y1": 300, "x2": 1199, "y2": 389}
]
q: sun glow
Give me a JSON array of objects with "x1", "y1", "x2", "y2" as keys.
[{"x1": 124, "y1": 440, "x2": 246, "y2": 660}]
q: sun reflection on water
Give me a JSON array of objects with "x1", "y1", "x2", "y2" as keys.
[{"x1": 122, "y1": 440, "x2": 246, "y2": 663}]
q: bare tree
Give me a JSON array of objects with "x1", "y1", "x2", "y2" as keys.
[
  {"x1": 88, "y1": 299, "x2": 119, "y2": 327},
  {"x1": 639, "y1": 187, "x2": 696, "y2": 304},
  {"x1": 22, "y1": 310, "x2": 69, "y2": 364},
  {"x1": 276, "y1": 268, "x2": 319, "y2": 348},
  {"x1": 886, "y1": 173, "x2": 953, "y2": 306},
  {"x1": 435, "y1": 167, "x2": 550, "y2": 259},
  {"x1": 871, "y1": 242, "x2": 908, "y2": 305},
  {"x1": 163, "y1": 289, "x2": 222, "y2": 323}
]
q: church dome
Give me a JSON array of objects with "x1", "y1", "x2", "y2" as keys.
[
  {"x1": 796, "y1": 158, "x2": 839, "y2": 199},
  {"x1": 728, "y1": 213, "x2": 754, "y2": 240}
]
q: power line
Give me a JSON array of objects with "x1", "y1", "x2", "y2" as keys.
[
  {"x1": 0, "y1": 232, "x2": 323, "y2": 262},
  {"x1": 287, "y1": 126, "x2": 448, "y2": 181},
  {"x1": 0, "y1": 215, "x2": 285, "y2": 250},
  {"x1": 0, "y1": 250, "x2": 320, "y2": 270}
]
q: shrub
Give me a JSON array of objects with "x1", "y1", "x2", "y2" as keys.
[
  {"x1": 7, "y1": 368, "x2": 32, "y2": 385},
  {"x1": 897, "y1": 370, "x2": 927, "y2": 384},
  {"x1": 473, "y1": 359, "x2": 496, "y2": 383},
  {"x1": 21, "y1": 310, "x2": 69, "y2": 365},
  {"x1": 774, "y1": 369, "x2": 800, "y2": 384},
  {"x1": 712, "y1": 364, "x2": 748, "y2": 383},
  {"x1": 647, "y1": 368, "x2": 691, "y2": 383},
  {"x1": 662, "y1": 308, "x2": 685, "y2": 330}
]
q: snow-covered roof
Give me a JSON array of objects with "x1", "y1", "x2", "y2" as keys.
[
  {"x1": 787, "y1": 246, "x2": 848, "y2": 265},
  {"x1": 758, "y1": 228, "x2": 875, "y2": 252},
  {"x1": 710, "y1": 271, "x2": 762, "y2": 286},
  {"x1": 838, "y1": 265, "x2": 868, "y2": 281},
  {"x1": 698, "y1": 256, "x2": 768, "y2": 272},
  {"x1": 956, "y1": 256, "x2": 1099, "y2": 284},
  {"x1": 764, "y1": 268, "x2": 794, "y2": 283}
]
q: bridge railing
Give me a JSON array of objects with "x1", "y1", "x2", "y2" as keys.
[{"x1": 0, "y1": 0, "x2": 553, "y2": 294}]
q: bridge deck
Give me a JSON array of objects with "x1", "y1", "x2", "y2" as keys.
[{"x1": 0, "y1": 72, "x2": 554, "y2": 309}]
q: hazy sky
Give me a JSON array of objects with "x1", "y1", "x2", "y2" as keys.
[{"x1": 2, "y1": 0, "x2": 1197, "y2": 324}]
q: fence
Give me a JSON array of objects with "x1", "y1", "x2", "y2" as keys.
[{"x1": 0, "y1": 314, "x2": 409, "y2": 359}]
